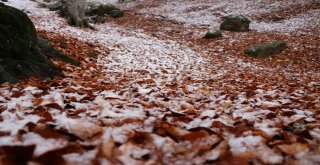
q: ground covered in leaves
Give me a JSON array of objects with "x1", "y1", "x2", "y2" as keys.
[{"x1": 0, "y1": 0, "x2": 319, "y2": 164}]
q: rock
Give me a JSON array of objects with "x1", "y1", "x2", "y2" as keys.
[
  {"x1": 86, "y1": 4, "x2": 117, "y2": 16},
  {"x1": 37, "y1": 38, "x2": 80, "y2": 66},
  {"x1": 85, "y1": 4, "x2": 124, "y2": 18},
  {"x1": 244, "y1": 41, "x2": 287, "y2": 58},
  {"x1": 0, "y1": 4, "x2": 62, "y2": 83},
  {"x1": 47, "y1": 2, "x2": 62, "y2": 11},
  {"x1": 110, "y1": 9, "x2": 124, "y2": 18},
  {"x1": 1, "y1": 0, "x2": 8, "y2": 2},
  {"x1": 90, "y1": 15, "x2": 106, "y2": 23},
  {"x1": 204, "y1": 29, "x2": 222, "y2": 39},
  {"x1": 220, "y1": 15, "x2": 250, "y2": 32}
]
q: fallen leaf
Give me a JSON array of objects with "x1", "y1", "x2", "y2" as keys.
[{"x1": 276, "y1": 143, "x2": 309, "y2": 155}]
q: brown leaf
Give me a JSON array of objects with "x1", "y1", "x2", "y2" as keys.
[
  {"x1": 33, "y1": 98, "x2": 43, "y2": 107},
  {"x1": 188, "y1": 127, "x2": 216, "y2": 134},
  {"x1": 33, "y1": 106, "x2": 54, "y2": 122},
  {"x1": 180, "y1": 131, "x2": 208, "y2": 141},
  {"x1": 32, "y1": 125, "x2": 64, "y2": 139},
  {"x1": 34, "y1": 143, "x2": 83, "y2": 165},
  {"x1": 212, "y1": 121, "x2": 226, "y2": 128},
  {"x1": 100, "y1": 141, "x2": 115, "y2": 159},
  {"x1": 154, "y1": 121, "x2": 187, "y2": 141},
  {"x1": 172, "y1": 116, "x2": 193, "y2": 123},
  {"x1": 11, "y1": 91, "x2": 25, "y2": 98},
  {"x1": 128, "y1": 131, "x2": 152, "y2": 145},
  {"x1": 44, "y1": 103, "x2": 64, "y2": 111},
  {"x1": 276, "y1": 143, "x2": 309, "y2": 155},
  {"x1": 64, "y1": 87, "x2": 77, "y2": 93},
  {"x1": 214, "y1": 154, "x2": 251, "y2": 165},
  {"x1": 229, "y1": 123, "x2": 250, "y2": 136}
]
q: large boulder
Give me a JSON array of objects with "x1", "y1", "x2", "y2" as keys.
[
  {"x1": 244, "y1": 40, "x2": 287, "y2": 58},
  {"x1": 220, "y1": 15, "x2": 250, "y2": 32},
  {"x1": 0, "y1": 3, "x2": 62, "y2": 83}
]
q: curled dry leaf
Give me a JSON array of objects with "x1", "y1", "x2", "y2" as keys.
[
  {"x1": 54, "y1": 113, "x2": 103, "y2": 140},
  {"x1": 180, "y1": 131, "x2": 208, "y2": 141},
  {"x1": 34, "y1": 143, "x2": 83, "y2": 165},
  {"x1": 100, "y1": 128, "x2": 115, "y2": 159},
  {"x1": 32, "y1": 106, "x2": 54, "y2": 122},
  {"x1": 276, "y1": 143, "x2": 310, "y2": 155}
]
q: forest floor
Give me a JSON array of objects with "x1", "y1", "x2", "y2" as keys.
[{"x1": 0, "y1": 0, "x2": 320, "y2": 164}]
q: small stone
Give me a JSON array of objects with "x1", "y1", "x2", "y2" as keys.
[
  {"x1": 204, "y1": 29, "x2": 222, "y2": 39},
  {"x1": 110, "y1": 9, "x2": 124, "y2": 18},
  {"x1": 220, "y1": 15, "x2": 250, "y2": 32},
  {"x1": 91, "y1": 15, "x2": 105, "y2": 23},
  {"x1": 244, "y1": 40, "x2": 287, "y2": 58}
]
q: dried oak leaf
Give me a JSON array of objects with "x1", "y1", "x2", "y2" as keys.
[
  {"x1": 32, "y1": 106, "x2": 54, "y2": 122},
  {"x1": 10, "y1": 91, "x2": 25, "y2": 98},
  {"x1": 99, "y1": 129, "x2": 116, "y2": 159},
  {"x1": 64, "y1": 88, "x2": 77, "y2": 93},
  {"x1": 180, "y1": 131, "x2": 208, "y2": 141},
  {"x1": 31, "y1": 125, "x2": 64, "y2": 139},
  {"x1": 276, "y1": 143, "x2": 310, "y2": 155},
  {"x1": 153, "y1": 120, "x2": 188, "y2": 141},
  {"x1": 54, "y1": 114, "x2": 103, "y2": 140},
  {"x1": 229, "y1": 123, "x2": 250, "y2": 136},
  {"x1": 34, "y1": 143, "x2": 83, "y2": 165},
  {"x1": 213, "y1": 154, "x2": 251, "y2": 165},
  {"x1": 44, "y1": 103, "x2": 64, "y2": 111}
]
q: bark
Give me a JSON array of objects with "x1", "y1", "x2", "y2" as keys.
[{"x1": 63, "y1": 0, "x2": 88, "y2": 27}]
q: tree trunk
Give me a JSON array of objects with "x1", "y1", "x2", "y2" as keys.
[{"x1": 63, "y1": 0, "x2": 88, "y2": 27}]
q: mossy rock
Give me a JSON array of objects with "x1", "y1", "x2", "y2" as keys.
[
  {"x1": 86, "y1": 4, "x2": 124, "y2": 18},
  {"x1": 0, "y1": 4, "x2": 62, "y2": 83},
  {"x1": 204, "y1": 29, "x2": 222, "y2": 39},
  {"x1": 220, "y1": 15, "x2": 250, "y2": 32},
  {"x1": 90, "y1": 15, "x2": 106, "y2": 24},
  {"x1": 110, "y1": 9, "x2": 124, "y2": 18},
  {"x1": 86, "y1": 4, "x2": 117, "y2": 16},
  {"x1": 244, "y1": 40, "x2": 287, "y2": 58}
]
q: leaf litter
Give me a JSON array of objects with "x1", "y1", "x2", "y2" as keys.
[{"x1": 0, "y1": 0, "x2": 319, "y2": 164}]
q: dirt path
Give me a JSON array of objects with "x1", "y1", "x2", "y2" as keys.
[{"x1": 0, "y1": 0, "x2": 319, "y2": 165}]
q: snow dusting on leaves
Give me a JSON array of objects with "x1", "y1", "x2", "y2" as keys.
[{"x1": 0, "y1": 0, "x2": 319, "y2": 164}]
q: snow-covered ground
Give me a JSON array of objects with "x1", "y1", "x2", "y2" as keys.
[
  {"x1": 0, "y1": 0, "x2": 319, "y2": 164},
  {"x1": 121, "y1": 0, "x2": 320, "y2": 34}
]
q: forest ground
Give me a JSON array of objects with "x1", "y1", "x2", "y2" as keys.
[{"x1": 0, "y1": 0, "x2": 319, "y2": 164}]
